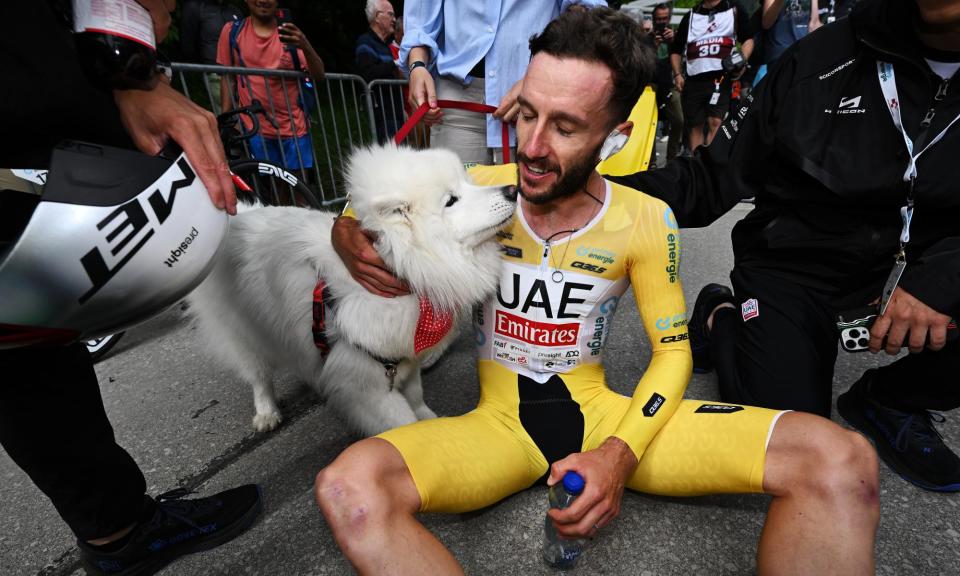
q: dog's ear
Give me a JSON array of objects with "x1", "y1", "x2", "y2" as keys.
[{"x1": 376, "y1": 199, "x2": 412, "y2": 223}]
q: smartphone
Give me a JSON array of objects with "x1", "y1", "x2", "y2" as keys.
[
  {"x1": 277, "y1": 8, "x2": 294, "y2": 43},
  {"x1": 836, "y1": 306, "x2": 959, "y2": 353}
]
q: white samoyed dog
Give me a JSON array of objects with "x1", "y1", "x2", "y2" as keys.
[{"x1": 188, "y1": 145, "x2": 516, "y2": 436}]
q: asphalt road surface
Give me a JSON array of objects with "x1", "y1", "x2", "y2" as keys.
[{"x1": 3, "y1": 203, "x2": 959, "y2": 576}]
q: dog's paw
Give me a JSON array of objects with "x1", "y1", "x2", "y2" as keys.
[
  {"x1": 414, "y1": 406, "x2": 437, "y2": 420},
  {"x1": 252, "y1": 411, "x2": 283, "y2": 432}
]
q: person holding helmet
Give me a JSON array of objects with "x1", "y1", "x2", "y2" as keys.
[{"x1": 0, "y1": 2, "x2": 262, "y2": 575}]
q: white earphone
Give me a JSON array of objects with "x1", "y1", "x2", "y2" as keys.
[{"x1": 599, "y1": 129, "x2": 629, "y2": 161}]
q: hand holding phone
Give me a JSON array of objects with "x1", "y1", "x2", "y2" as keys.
[{"x1": 277, "y1": 8, "x2": 295, "y2": 44}]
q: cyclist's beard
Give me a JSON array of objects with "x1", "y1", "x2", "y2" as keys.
[{"x1": 517, "y1": 145, "x2": 600, "y2": 206}]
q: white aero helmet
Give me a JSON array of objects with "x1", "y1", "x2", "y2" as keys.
[{"x1": 0, "y1": 141, "x2": 229, "y2": 349}]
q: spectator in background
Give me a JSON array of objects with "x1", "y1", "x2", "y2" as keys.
[
  {"x1": 652, "y1": 3, "x2": 684, "y2": 163},
  {"x1": 401, "y1": 0, "x2": 607, "y2": 167},
  {"x1": 670, "y1": 0, "x2": 753, "y2": 150},
  {"x1": 757, "y1": 0, "x2": 821, "y2": 84},
  {"x1": 356, "y1": 0, "x2": 405, "y2": 143},
  {"x1": 391, "y1": 16, "x2": 403, "y2": 63},
  {"x1": 182, "y1": 0, "x2": 240, "y2": 64},
  {"x1": 217, "y1": 0, "x2": 325, "y2": 171},
  {"x1": 181, "y1": 0, "x2": 240, "y2": 113},
  {"x1": 642, "y1": 15, "x2": 654, "y2": 34}
]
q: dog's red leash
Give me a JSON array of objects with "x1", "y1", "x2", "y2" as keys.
[{"x1": 394, "y1": 100, "x2": 511, "y2": 164}]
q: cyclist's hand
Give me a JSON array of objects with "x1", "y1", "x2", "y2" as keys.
[
  {"x1": 331, "y1": 216, "x2": 410, "y2": 297},
  {"x1": 408, "y1": 67, "x2": 443, "y2": 125},
  {"x1": 546, "y1": 437, "x2": 638, "y2": 540},
  {"x1": 869, "y1": 287, "x2": 952, "y2": 354},
  {"x1": 493, "y1": 79, "x2": 523, "y2": 124},
  {"x1": 114, "y1": 82, "x2": 238, "y2": 215},
  {"x1": 136, "y1": 0, "x2": 174, "y2": 42}
]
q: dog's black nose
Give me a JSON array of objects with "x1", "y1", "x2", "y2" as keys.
[{"x1": 501, "y1": 185, "x2": 518, "y2": 202}]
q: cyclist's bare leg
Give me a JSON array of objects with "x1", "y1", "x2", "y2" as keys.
[
  {"x1": 315, "y1": 438, "x2": 463, "y2": 576},
  {"x1": 759, "y1": 412, "x2": 879, "y2": 575}
]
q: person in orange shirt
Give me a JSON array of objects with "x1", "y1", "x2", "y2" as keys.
[{"x1": 217, "y1": 0, "x2": 324, "y2": 170}]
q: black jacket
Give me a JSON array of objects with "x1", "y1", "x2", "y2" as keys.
[
  {"x1": 0, "y1": 2, "x2": 130, "y2": 169},
  {"x1": 612, "y1": 0, "x2": 960, "y2": 316}
]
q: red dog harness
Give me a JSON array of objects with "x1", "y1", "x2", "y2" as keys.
[{"x1": 312, "y1": 278, "x2": 454, "y2": 358}]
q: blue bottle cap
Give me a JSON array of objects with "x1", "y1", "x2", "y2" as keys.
[{"x1": 562, "y1": 471, "x2": 585, "y2": 494}]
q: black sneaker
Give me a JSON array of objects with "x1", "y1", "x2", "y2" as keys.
[
  {"x1": 688, "y1": 283, "x2": 735, "y2": 374},
  {"x1": 79, "y1": 484, "x2": 263, "y2": 575},
  {"x1": 838, "y1": 370, "x2": 960, "y2": 492}
]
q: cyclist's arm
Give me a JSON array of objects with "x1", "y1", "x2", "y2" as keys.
[
  {"x1": 545, "y1": 192, "x2": 692, "y2": 540},
  {"x1": 610, "y1": 197, "x2": 692, "y2": 462}
]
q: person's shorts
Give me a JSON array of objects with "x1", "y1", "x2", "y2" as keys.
[
  {"x1": 682, "y1": 74, "x2": 730, "y2": 127},
  {"x1": 378, "y1": 363, "x2": 786, "y2": 513},
  {"x1": 248, "y1": 132, "x2": 314, "y2": 170}
]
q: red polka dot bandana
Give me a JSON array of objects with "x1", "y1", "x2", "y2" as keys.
[{"x1": 414, "y1": 297, "x2": 453, "y2": 354}]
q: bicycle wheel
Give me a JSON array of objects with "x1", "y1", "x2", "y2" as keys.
[
  {"x1": 229, "y1": 160, "x2": 322, "y2": 210},
  {"x1": 86, "y1": 331, "x2": 125, "y2": 362}
]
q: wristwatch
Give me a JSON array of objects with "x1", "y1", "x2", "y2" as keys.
[{"x1": 410, "y1": 60, "x2": 427, "y2": 72}]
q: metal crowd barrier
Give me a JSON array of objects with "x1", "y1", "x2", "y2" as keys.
[
  {"x1": 367, "y1": 79, "x2": 430, "y2": 148},
  {"x1": 173, "y1": 63, "x2": 374, "y2": 205},
  {"x1": 172, "y1": 63, "x2": 411, "y2": 206}
]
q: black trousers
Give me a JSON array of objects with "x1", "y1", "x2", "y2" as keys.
[
  {"x1": 0, "y1": 343, "x2": 145, "y2": 540},
  {"x1": 711, "y1": 266, "x2": 960, "y2": 417}
]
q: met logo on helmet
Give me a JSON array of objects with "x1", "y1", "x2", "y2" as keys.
[{"x1": 78, "y1": 158, "x2": 196, "y2": 304}]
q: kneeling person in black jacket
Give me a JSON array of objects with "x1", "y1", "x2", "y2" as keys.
[{"x1": 613, "y1": 0, "x2": 960, "y2": 492}]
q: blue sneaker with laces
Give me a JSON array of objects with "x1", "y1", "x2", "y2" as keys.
[{"x1": 837, "y1": 370, "x2": 960, "y2": 492}]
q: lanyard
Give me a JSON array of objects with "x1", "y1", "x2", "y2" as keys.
[
  {"x1": 875, "y1": 61, "x2": 960, "y2": 312},
  {"x1": 877, "y1": 62, "x2": 960, "y2": 185}
]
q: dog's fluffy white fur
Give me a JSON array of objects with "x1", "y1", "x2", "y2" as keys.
[{"x1": 188, "y1": 145, "x2": 515, "y2": 436}]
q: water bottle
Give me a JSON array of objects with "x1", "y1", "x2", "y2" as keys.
[{"x1": 542, "y1": 471, "x2": 585, "y2": 568}]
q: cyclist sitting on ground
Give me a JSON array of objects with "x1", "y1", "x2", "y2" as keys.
[{"x1": 316, "y1": 8, "x2": 879, "y2": 574}]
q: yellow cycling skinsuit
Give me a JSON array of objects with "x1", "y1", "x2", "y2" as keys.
[{"x1": 378, "y1": 165, "x2": 786, "y2": 513}]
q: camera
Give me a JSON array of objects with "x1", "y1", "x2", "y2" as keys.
[
  {"x1": 654, "y1": 21, "x2": 668, "y2": 35},
  {"x1": 721, "y1": 48, "x2": 745, "y2": 73}
]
